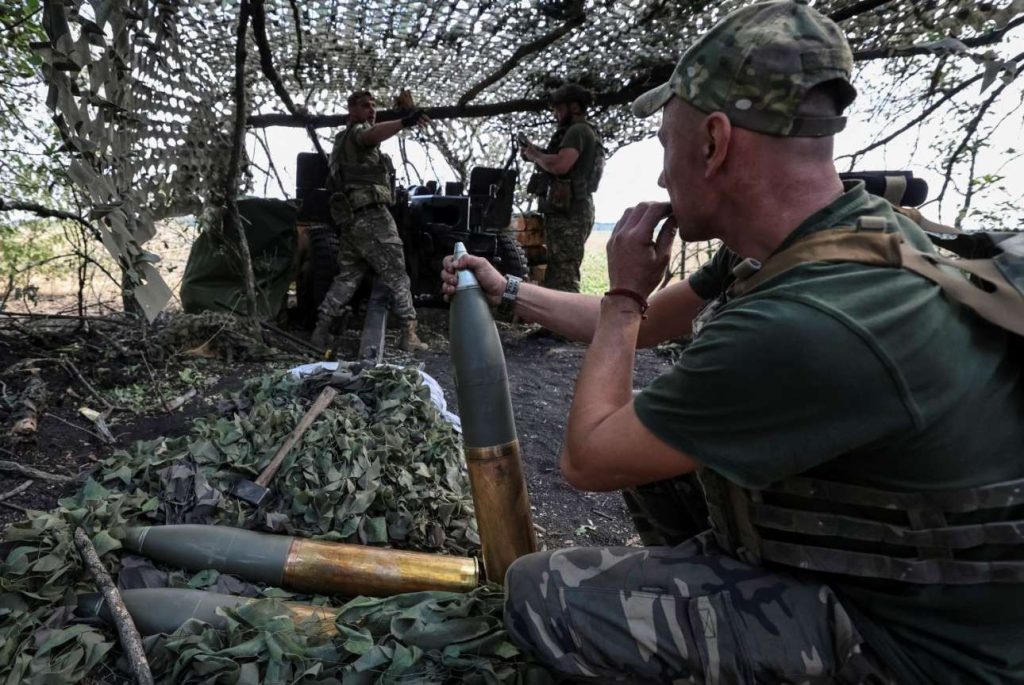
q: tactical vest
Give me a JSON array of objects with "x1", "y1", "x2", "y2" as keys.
[
  {"x1": 328, "y1": 125, "x2": 394, "y2": 209},
  {"x1": 702, "y1": 213, "x2": 1024, "y2": 585},
  {"x1": 536, "y1": 119, "x2": 604, "y2": 200}
]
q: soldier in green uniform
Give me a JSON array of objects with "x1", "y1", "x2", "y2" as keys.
[
  {"x1": 311, "y1": 90, "x2": 429, "y2": 353},
  {"x1": 523, "y1": 83, "x2": 603, "y2": 292},
  {"x1": 442, "y1": 1, "x2": 1024, "y2": 682}
]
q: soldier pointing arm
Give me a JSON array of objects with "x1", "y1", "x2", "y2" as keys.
[{"x1": 311, "y1": 90, "x2": 430, "y2": 353}]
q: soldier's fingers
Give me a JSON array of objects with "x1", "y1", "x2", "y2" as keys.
[
  {"x1": 455, "y1": 254, "x2": 491, "y2": 271},
  {"x1": 654, "y1": 215, "x2": 677, "y2": 258},
  {"x1": 611, "y1": 206, "x2": 634, "y2": 236},
  {"x1": 629, "y1": 202, "x2": 672, "y2": 241}
]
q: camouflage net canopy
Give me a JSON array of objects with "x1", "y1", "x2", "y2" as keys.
[{"x1": 36, "y1": 0, "x2": 1024, "y2": 314}]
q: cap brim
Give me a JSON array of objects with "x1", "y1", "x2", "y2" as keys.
[{"x1": 631, "y1": 82, "x2": 673, "y2": 118}]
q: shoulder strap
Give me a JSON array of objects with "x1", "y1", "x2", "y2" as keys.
[
  {"x1": 728, "y1": 219, "x2": 1024, "y2": 338},
  {"x1": 727, "y1": 220, "x2": 901, "y2": 298}
]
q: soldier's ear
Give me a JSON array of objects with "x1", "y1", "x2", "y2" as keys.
[{"x1": 703, "y1": 112, "x2": 731, "y2": 178}]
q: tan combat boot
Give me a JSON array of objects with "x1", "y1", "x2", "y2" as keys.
[{"x1": 398, "y1": 319, "x2": 428, "y2": 352}]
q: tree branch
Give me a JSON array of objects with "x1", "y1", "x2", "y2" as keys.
[
  {"x1": 838, "y1": 49, "x2": 1024, "y2": 162},
  {"x1": 74, "y1": 528, "x2": 154, "y2": 685},
  {"x1": 249, "y1": 0, "x2": 327, "y2": 161},
  {"x1": 936, "y1": 72, "x2": 1019, "y2": 209},
  {"x1": 458, "y1": 11, "x2": 587, "y2": 106},
  {"x1": 249, "y1": 67, "x2": 673, "y2": 128},
  {"x1": 287, "y1": 0, "x2": 304, "y2": 87},
  {"x1": 853, "y1": 14, "x2": 1024, "y2": 61},
  {"x1": 828, "y1": 0, "x2": 894, "y2": 23},
  {"x1": 0, "y1": 198, "x2": 98, "y2": 237},
  {"x1": 224, "y1": 0, "x2": 261, "y2": 327}
]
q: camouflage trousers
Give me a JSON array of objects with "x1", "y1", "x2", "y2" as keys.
[
  {"x1": 318, "y1": 205, "x2": 417, "y2": 322},
  {"x1": 544, "y1": 198, "x2": 595, "y2": 293},
  {"x1": 504, "y1": 531, "x2": 895, "y2": 684}
]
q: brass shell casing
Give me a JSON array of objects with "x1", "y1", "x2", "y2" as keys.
[
  {"x1": 282, "y1": 539, "x2": 479, "y2": 597},
  {"x1": 465, "y1": 440, "x2": 538, "y2": 583}
]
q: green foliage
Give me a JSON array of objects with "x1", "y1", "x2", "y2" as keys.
[
  {"x1": 579, "y1": 238, "x2": 610, "y2": 295},
  {"x1": 0, "y1": 219, "x2": 66, "y2": 306},
  {"x1": 0, "y1": 367, "x2": 552, "y2": 683}
]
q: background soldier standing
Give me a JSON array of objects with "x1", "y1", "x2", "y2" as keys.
[
  {"x1": 311, "y1": 90, "x2": 429, "y2": 353},
  {"x1": 522, "y1": 84, "x2": 603, "y2": 293}
]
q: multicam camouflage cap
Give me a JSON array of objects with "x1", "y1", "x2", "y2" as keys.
[{"x1": 632, "y1": 0, "x2": 856, "y2": 137}]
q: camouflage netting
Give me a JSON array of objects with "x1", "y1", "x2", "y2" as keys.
[
  {"x1": 33, "y1": 1, "x2": 1024, "y2": 314},
  {"x1": 0, "y1": 365, "x2": 557, "y2": 683}
]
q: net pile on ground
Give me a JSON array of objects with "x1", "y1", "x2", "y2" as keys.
[{"x1": 0, "y1": 365, "x2": 552, "y2": 683}]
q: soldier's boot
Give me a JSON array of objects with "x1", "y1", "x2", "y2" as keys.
[
  {"x1": 311, "y1": 317, "x2": 333, "y2": 352},
  {"x1": 398, "y1": 320, "x2": 428, "y2": 352}
]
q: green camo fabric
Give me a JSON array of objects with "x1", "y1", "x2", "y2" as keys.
[{"x1": 0, "y1": 367, "x2": 552, "y2": 683}]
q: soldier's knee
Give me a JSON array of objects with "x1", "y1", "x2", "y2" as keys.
[{"x1": 504, "y1": 550, "x2": 552, "y2": 594}]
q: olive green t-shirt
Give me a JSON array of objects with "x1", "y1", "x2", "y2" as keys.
[
  {"x1": 635, "y1": 183, "x2": 1024, "y2": 684},
  {"x1": 557, "y1": 118, "x2": 599, "y2": 195}
]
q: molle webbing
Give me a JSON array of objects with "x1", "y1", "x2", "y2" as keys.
[
  {"x1": 703, "y1": 471, "x2": 1024, "y2": 584},
  {"x1": 727, "y1": 221, "x2": 1024, "y2": 338}
]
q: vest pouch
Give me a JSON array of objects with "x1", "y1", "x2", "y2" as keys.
[
  {"x1": 339, "y1": 162, "x2": 388, "y2": 188},
  {"x1": 526, "y1": 171, "x2": 547, "y2": 197},
  {"x1": 546, "y1": 178, "x2": 572, "y2": 213}
]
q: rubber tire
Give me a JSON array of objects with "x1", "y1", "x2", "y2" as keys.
[
  {"x1": 298, "y1": 224, "x2": 340, "y2": 327},
  {"x1": 495, "y1": 233, "x2": 529, "y2": 279}
]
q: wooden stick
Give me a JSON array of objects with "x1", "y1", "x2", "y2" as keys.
[
  {"x1": 0, "y1": 454, "x2": 73, "y2": 483},
  {"x1": 255, "y1": 386, "x2": 337, "y2": 487},
  {"x1": 0, "y1": 479, "x2": 33, "y2": 502},
  {"x1": 73, "y1": 528, "x2": 154, "y2": 685},
  {"x1": 44, "y1": 412, "x2": 107, "y2": 443}
]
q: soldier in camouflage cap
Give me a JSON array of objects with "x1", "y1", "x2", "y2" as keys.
[
  {"x1": 441, "y1": 1, "x2": 1024, "y2": 682},
  {"x1": 630, "y1": 0, "x2": 856, "y2": 135},
  {"x1": 312, "y1": 90, "x2": 430, "y2": 353}
]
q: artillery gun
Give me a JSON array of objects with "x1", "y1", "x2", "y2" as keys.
[{"x1": 294, "y1": 152, "x2": 529, "y2": 325}]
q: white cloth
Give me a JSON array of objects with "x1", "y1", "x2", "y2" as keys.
[{"x1": 288, "y1": 361, "x2": 462, "y2": 433}]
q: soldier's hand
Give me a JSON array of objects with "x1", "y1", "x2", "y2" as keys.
[
  {"x1": 607, "y1": 202, "x2": 677, "y2": 298},
  {"x1": 441, "y1": 253, "x2": 507, "y2": 306},
  {"x1": 402, "y1": 109, "x2": 429, "y2": 129}
]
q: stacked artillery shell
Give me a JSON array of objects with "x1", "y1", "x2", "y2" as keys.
[
  {"x1": 77, "y1": 588, "x2": 340, "y2": 637},
  {"x1": 448, "y1": 242, "x2": 538, "y2": 583},
  {"x1": 122, "y1": 525, "x2": 479, "y2": 597}
]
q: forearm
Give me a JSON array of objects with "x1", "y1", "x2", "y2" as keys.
[
  {"x1": 530, "y1": 149, "x2": 575, "y2": 176},
  {"x1": 360, "y1": 120, "x2": 404, "y2": 146},
  {"x1": 513, "y1": 283, "x2": 601, "y2": 341},
  {"x1": 565, "y1": 298, "x2": 641, "y2": 456},
  {"x1": 514, "y1": 279, "x2": 706, "y2": 347}
]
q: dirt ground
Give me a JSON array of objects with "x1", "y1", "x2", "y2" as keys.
[{"x1": 0, "y1": 306, "x2": 675, "y2": 551}]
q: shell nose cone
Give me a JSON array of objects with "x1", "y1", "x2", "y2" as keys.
[{"x1": 452, "y1": 242, "x2": 479, "y2": 290}]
